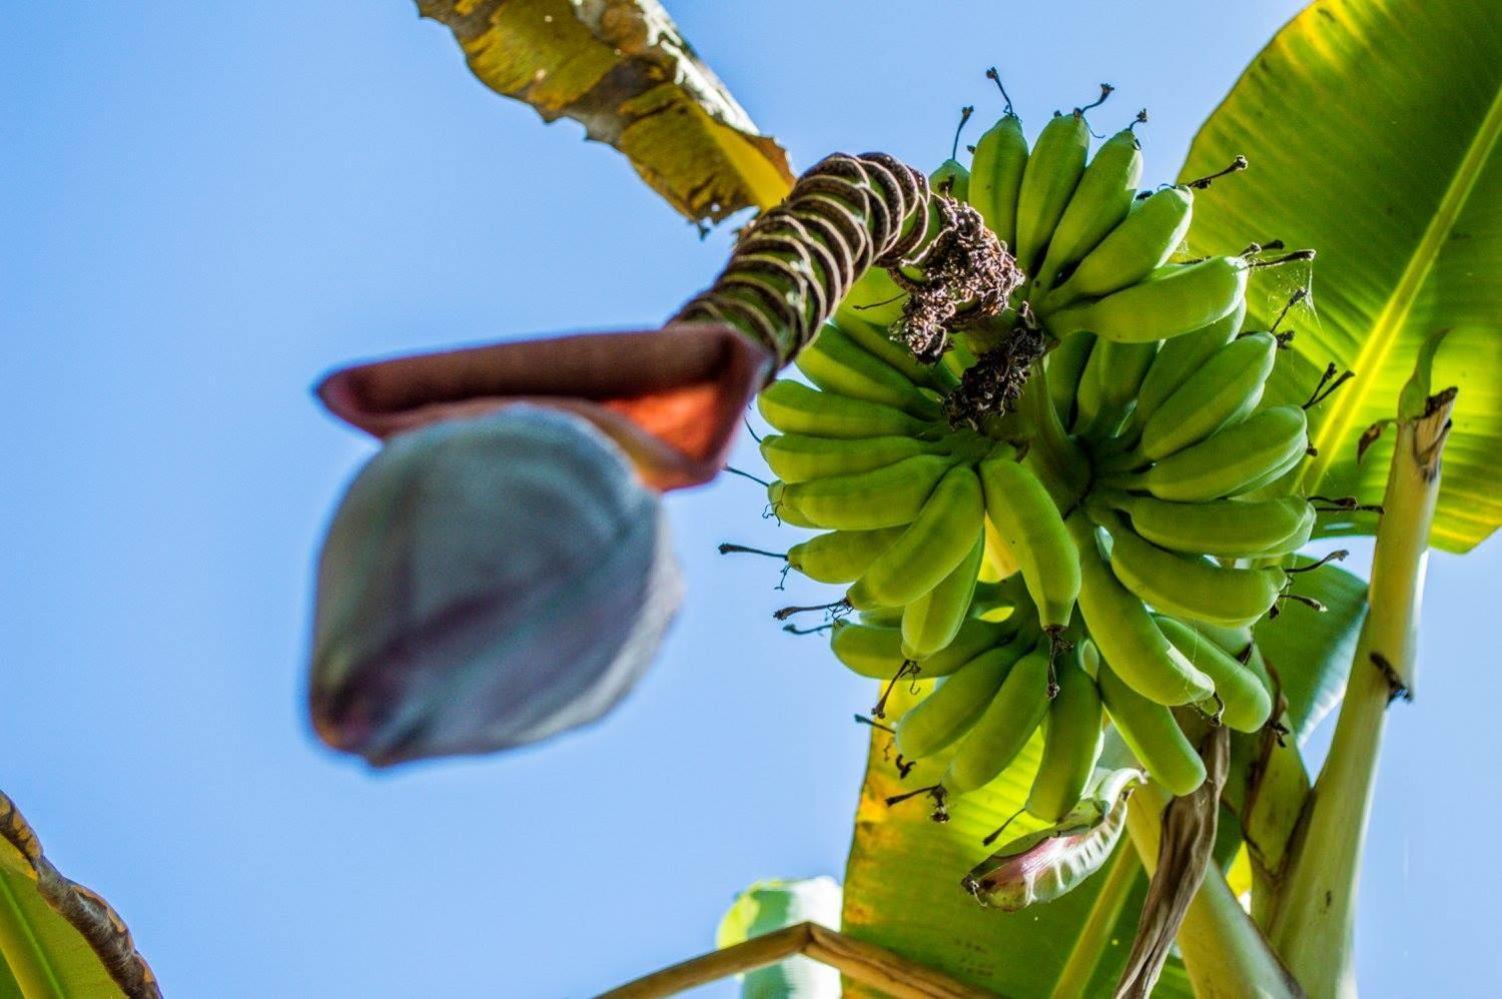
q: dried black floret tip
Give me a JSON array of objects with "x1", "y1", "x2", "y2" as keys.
[
  {"x1": 944, "y1": 312, "x2": 1048, "y2": 427},
  {"x1": 889, "y1": 197, "x2": 1022, "y2": 363}
]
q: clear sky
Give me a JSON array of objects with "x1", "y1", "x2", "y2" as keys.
[{"x1": 3, "y1": 2, "x2": 1499, "y2": 996}]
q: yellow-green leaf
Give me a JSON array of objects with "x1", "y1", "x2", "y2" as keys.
[
  {"x1": 415, "y1": 0, "x2": 794, "y2": 222},
  {"x1": 1180, "y1": 0, "x2": 1502, "y2": 552},
  {"x1": 838, "y1": 685, "x2": 1192, "y2": 998},
  {"x1": 0, "y1": 791, "x2": 158, "y2": 998}
]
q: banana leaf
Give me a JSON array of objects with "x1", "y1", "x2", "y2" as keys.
[
  {"x1": 414, "y1": 0, "x2": 793, "y2": 222},
  {"x1": 0, "y1": 790, "x2": 158, "y2": 998},
  {"x1": 1180, "y1": 0, "x2": 1502, "y2": 552}
]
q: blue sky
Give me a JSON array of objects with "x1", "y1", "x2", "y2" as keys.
[{"x1": 3, "y1": 2, "x2": 1499, "y2": 995}]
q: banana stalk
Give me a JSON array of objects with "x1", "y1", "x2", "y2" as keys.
[{"x1": 1266, "y1": 370, "x2": 1455, "y2": 996}]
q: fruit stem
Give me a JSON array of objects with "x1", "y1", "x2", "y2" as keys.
[
  {"x1": 1124, "y1": 782, "x2": 1299, "y2": 997},
  {"x1": 1017, "y1": 360, "x2": 1090, "y2": 509},
  {"x1": 1266, "y1": 386, "x2": 1454, "y2": 994}
]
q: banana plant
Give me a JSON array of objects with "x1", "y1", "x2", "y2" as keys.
[{"x1": 297, "y1": 1, "x2": 1496, "y2": 996}]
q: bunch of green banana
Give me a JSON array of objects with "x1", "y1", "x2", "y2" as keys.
[{"x1": 725, "y1": 81, "x2": 1335, "y2": 823}]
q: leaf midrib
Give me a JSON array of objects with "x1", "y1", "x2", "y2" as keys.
[
  {"x1": 0, "y1": 873, "x2": 66, "y2": 999},
  {"x1": 1302, "y1": 79, "x2": 1502, "y2": 491}
]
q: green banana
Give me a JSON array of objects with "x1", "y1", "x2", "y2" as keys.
[
  {"x1": 902, "y1": 531, "x2": 985, "y2": 659},
  {"x1": 944, "y1": 646, "x2": 1051, "y2": 795},
  {"x1": 1026, "y1": 646, "x2": 1104, "y2": 821},
  {"x1": 1137, "y1": 331, "x2": 1279, "y2": 459},
  {"x1": 760, "y1": 433, "x2": 938, "y2": 484},
  {"x1": 1043, "y1": 256, "x2": 1248, "y2": 344},
  {"x1": 848, "y1": 465, "x2": 984, "y2": 606},
  {"x1": 1098, "y1": 660, "x2": 1206, "y2": 797},
  {"x1": 786, "y1": 527, "x2": 907, "y2": 583},
  {"x1": 1041, "y1": 185, "x2": 1193, "y2": 308},
  {"x1": 978, "y1": 456, "x2": 1080, "y2": 632},
  {"x1": 829, "y1": 620, "x2": 906, "y2": 678},
  {"x1": 968, "y1": 109, "x2": 1029, "y2": 250},
  {"x1": 764, "y1": 481, "x2": 819, "y2": 527},
  {"x1": 1129, "y1": 298, "x2": 1247, "y2": 429},
  {"x1": 756, "y1": 379, "x2": 932, "y2": 439},
  {"x1": 1074, "y1": 339, "x2": 1158, "y2": 439},
  {"x1": 777, "y1": 453, "x2": 955, "y2": 530},
  {"x1": 837, "y1": 315, "x2": 954, "y2": 390},
  {"x1": 1047, "y1": 332, "x2": 1094, "y2": 428},
  {"x1": 1034, "y1": 127, "x2": 1143, "y2": 292},
  {"x1": 1013, "y1": 112, "x2": 1090, "y2": 274},
  {"x1": 1108, "y1": 405, "x2": 1309, "y2": 502},
  {"x1": 832, "y1": 615, "x2": 1016, "y2": 680},
  {"x1": 1155, "y1": 616, "x2": 1272, "y2": 732},
  {"x1": 836, "y1": 267, "x2": 909, "y2": 328},
  {"x1": 895, "y1": 641, "x2": 1028, "y2": 759},
  {"x1": 796, "y1": 325, "x2": 942, "y2": 418},
  {"x1": 1069, "y1": 514, "x2": 1213, "y2": 705},
  {"x1": 1098, "y1": 491, "x2": 1313, "y2": 559},
  {"x1": 1097, "y1": 511, "x2": 1283, "y2": 627}
]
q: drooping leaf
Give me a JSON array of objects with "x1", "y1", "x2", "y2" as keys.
[
  {"x1": 716, "y1": 878, "x2": 842, "y2": 997},
  {"x1": 309, "y1": 405, "x2": 682, "y2": 766},
  {"x1": 0, "y1": 791, "x2": 159, "y2": 998},
  {"x1": 839, "y1": 684, "x2": 1192, "y2": 998},
  {"x1": 415, "y1": 0, "x2": 794, "y2": 222},
  {"x1": 1180, "y1": 0, "x2": 1502, "y2": 552}
]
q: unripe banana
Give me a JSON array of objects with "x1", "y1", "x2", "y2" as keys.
[
  {"x1": 786, "y1": 527, "x2": 907, "y2": 583},
  {"x1": 796, "y1": 325, "x2": 942, "y2": 418},
  {"x1": 970, "y1": 121, "x2": 1028, "y2": 252},
  {"x1": 1013, "y1": 112, "x2": 1090, "y2": 274},
  {"x1": 1044, "y1": 256, "x2": 1248, "y2": 344},
  {"x1": 1097, "y1": 511, "x2": 1282, "y2": 627},
  {"x1": 832, "y1": 614, "x2": 1017, "y2": 680},
  {"x1": 1154, "y1": 616, "x2": 1271, "y2": 732},
  {"x1": 902, "y1": 531, "x2": 985, "y2": 659},
  {"x1": 1137, "y1": 331, "x2": 1278, "y2": 459},
  {"x1": 1098, "y1": 661, "x2": 1206, "y2": 797},
  {"x1": 1026, "y1": 646, "x2": 1104, "y2": 821},
  {"x1": 765, "y1": 481, "x2": 819, "y2": 527},
  {"x1": 1098, "y1": 491, "x2": 1312, "y2": 559},
  {"x1": 978, "y1": 456, "x2": 1080, "y2": 631},
  {"x1": 757, "y1": 379, "x2": 932, "y2": 439},
  {"x1": 836, "y1": 266, "x2": 909, "y2": 327},
  {"x1": 944, "y1": 647, "x2": 1051, "y2": 795},
  {"x1": 760, "y1": 433, "x2": 938, "y2": 484},
  {"x1": 1074, "y1": 340, "x2": 1158, "y2": 439},
  {"x1": 1130, "y1": 298, "x2": 1247, "y2": 429},
  {"x1": 931, "y1": 160, "x2": 970, "y2": 202},
  {"x1": 778, "y1": 454, "x2": 955, "y2": 530},
  {"x1": 837, "y1": 315, "x2": 955, "y2": 390},
  {"x1": 829, "y1": 619, "x2": 906, "y2": 678},
  {"x1": 1034, "y1": 127, "x2": 1144, "y2": 292},
  {"x1": 895, "y1": 641, "x2": 1029, "y2": 759},
  {"x1": 1109, "y1": 405, "x2": 1309, "y2": 502},
  {"x1": 1047, "y1": 332, "x2": 1094, "y2": 429},
  {"x1": 1041, "y1": 186, "x2": 1193, "y2": 309},
  {"x1": 849, "y1": 465, "x2": 985, "y2": 606},
  {"x1": 1069, "y1": 514, "x2": 1213, "y2": 705}
]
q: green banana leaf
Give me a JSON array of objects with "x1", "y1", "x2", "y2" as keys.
[
  {"x1": 717, "y1": 877, "x2": 843, "y2": 997},
  {"x1": 838, "y1": 683, "x2": 1191, "y2": 998},
  {"x1": 414, "y1": 0, "x2": 793, "y2": 223},
  {"x1": 0, "y1": 790, "x2": 158, "y2": 998},
  {"x1": 1255, "y1": 563, "x2": 1367, "y2": 744},
  {"x1": 1179, "y1": 0, "x2": 1502, "y2": 553}
]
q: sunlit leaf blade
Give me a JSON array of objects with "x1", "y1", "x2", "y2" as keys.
[
  {"x1": 716, "y1": 878, "x2": 842, "y2": 997},
  {"x1": 0, "y1": 791, "x2": 159, "y2": 998},
  {"x1": 1180, "y1": 0, "x2": 1502, "y2": 552},
  {"x1": 415, "y1": 0, "x2": 794, "y2": 222},
  {"x1": 839, "y1": 687, "x2": 1191, "y2": 998},
  {"x1": 1255, "y1": 564, "x2": 1367, "y2": 744}
]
